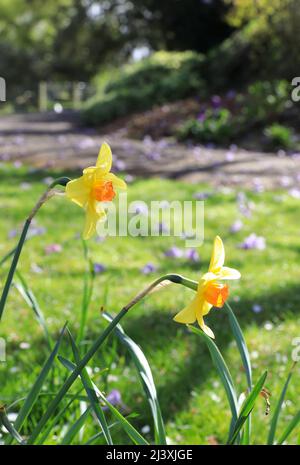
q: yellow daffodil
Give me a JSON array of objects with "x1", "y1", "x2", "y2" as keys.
[
  {"x1": 66, "y1": 142, "x2": 126, "y2": 239},
  {"x1": 174, "y1": 236, "x2": 240, "y2": 338}
]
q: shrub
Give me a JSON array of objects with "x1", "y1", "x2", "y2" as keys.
[
  {"x1": 264, "y1": 123, "x2": 294, "y2": 149},
  {"x1": 82, "y1": 51, "x2": 206, "y2": 125},
  {"x1": 178, "y1": 108, "x2": 235, "y2": 144}
]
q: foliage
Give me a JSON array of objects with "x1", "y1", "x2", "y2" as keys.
[
  {"x1": 178, "y1": 108, "x2": 234, "y2": 144},
  {"x1": 264, "y1": 124, "x2": 293, "y2": 150},
  {"x1": 177, "y1": 80, "x2": 297, "y2": 148},
  {"x1": 83, "y1": 51, "x2": 206, "y2": 125},
  {"x1": 207, "y1": 0, "x2": 300, "y2": 89}
]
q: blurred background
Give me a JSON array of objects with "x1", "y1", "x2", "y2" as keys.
[{"x1": 1, "y1": 0, "x2": 300, "y2": 445}]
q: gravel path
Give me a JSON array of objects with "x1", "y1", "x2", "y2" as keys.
[{"x1": 1, "y1": 111, "x2": 300, "y2": 189}]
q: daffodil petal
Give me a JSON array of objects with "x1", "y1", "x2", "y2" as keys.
[
  {"x1": 65, "y1": 177, "x2": 89, "y2": 208},
  {"x1": 173, "y1": 296, "x2": 199, "y2": 324},
  {"x1": 83, "y1": 202, "x2": 100, "y2": 240},
  {"x1": 83, "y1": 166, "x2": 96, "y2": 176},
  {"x1": 201, "y1": 300, "x2": 213, "y2": 316},
  {"x1": 96, "y1": 142, "x2": 112, "y2": 174},
  {"x1": 103, "y1": 172, "x2": 127, "y2": 190},
  {"x1": 197, "y1": 315, "x2": 215, "y2": 339},
  {"x1": 208, "y1": 236, "x2": 225, "y2": 273},
  {"x1": 218, "y1": 266, "x2": 241, "y2": 280}
]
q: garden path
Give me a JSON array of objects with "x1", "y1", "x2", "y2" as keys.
[{"x1": 1, "y1": 111, "x2": 300, "y2": 189}]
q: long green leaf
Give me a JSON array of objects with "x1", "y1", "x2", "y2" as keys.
[
  {"x1": 66, "y1": 329, "x2": 113, "y2": 445},
  {"x1": 277, "y1": 410, "x2": 300, "y2": 444},
  {"x1": 228, "y1": 371, "x2": 268, "y2": 445},
  {"x1": 8, "y1": 323, "x2": 67, "y2": 444},
  {"x1": 225, "y1": 303, "x2": 252, "y2": 390},
  {"x1": 103, "y1": 312, "x2": 166, "y2": 444},
  {"x1": 36, "y1": 388, "x2": 85, "y2": 445},
  {"x1": 61, "y1": 406, "x2": 92, "y2": 445},
  {"x1": 0, "y1": 219, "x2": 31, "y2": 321},
  {"x1": 60, "y1": 356, "x2": 148, "y2": 445},
  {"x1": 14, "y1": 271, "x2": 52, "y2": 350},
  {"x1": 267, "y1": 363, "x2": 296, "y2": 445},
  {"x1": 189, "y1": 325, "x2": 238, "y2": 438},
  {"x1": 77, "y1": 240, "x2": 94, "y2": 344},
  {"x1": 1, "y1": 408, "x2": 26, "y2": 445},
  {"x1": 225, "y1": 302, "x2": 252, "y2": 444}
]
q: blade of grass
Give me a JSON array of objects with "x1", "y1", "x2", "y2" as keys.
[
  {"x1": 0, "y1": 219, "x2": 31, "y2": 321},
  {"x1": 103, "y1": 311, "x2": 166, "y2": 445},
  {"x1": 77, "y1": 240, "x2": 94, "y2": 344},
  {"x1": 227, "y1": 371, "x2": 268, "y2": 445},
  {"x1": 277, "y1": 410, "x2": 300, "y2": 445},
  {"x1": 267, "y1": 362, "x2": 297, "y2": 445},
  {"x1": 14, "y1": 270, "x2": 52, "y2": 350},
  {"x1": 6, "y1": 323, "x2": 67, "y2": 444},
  {"x1": 60, "y1": 355, "x2": 148, "y2": 445},
  {"x1": 225, "y1": 303, "x2": 252, "y2": 390},
  {"x1": 0, "y1": 408, "x2": 26, "y2": 445},
  {"x1": 225, "y1": 302, "x2": 252, "y2": 444},
  {"x1": 189, "y1": 324, "x2": 238, "y2": 438},
  {"x1": 36, "y1": 388, "x2": 85, "y2": 445},
  {"x1": 61, "y1": 406, "x2": 92, "y2": 445},
  {"x1": 66, "y1": 328, "x2": 113, "y2": 445}
]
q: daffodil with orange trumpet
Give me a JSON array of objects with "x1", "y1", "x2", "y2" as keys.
[
  {"x1": 66, "y1": 142, "x2": 126, "y2": 239},
  {"x1": 174, "y1": 236, "x2": 240, "y2": 338}
]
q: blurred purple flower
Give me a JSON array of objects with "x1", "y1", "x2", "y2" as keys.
[
  {"x1": 107, "y1": 389, "x2": 122, "y2": 406},
  {"x1": 280, "y1": 176, "x2": 292, "y2": 187},
  {"x1": 94, "y1": 263, "x2": 106, "y2": 274},
  {"x1": 114, "y1": 159, "x2": 126, "y2": 171},
  {"x1": 197, "y1": 111, "x2": 206, "y2": 122},
  {"x1": 8, "y1": 229, "x2": 18, "y2": 239},
  {"x1": 185, "y1": 249, "x2": 200, "y2": 262},
  {"x1": 289, "y1": 188, "x2": 300, "y2": 199},
  {"x1": 141, "y1": 263, "x2": 157, "y2": 275},
  {"x1": 193, "y1": 191, "x2": 211, "y2": 200},
  {"x1": 252, "y1": 178, "x2": 265, "y2": 193},
  {"x1": 28, "y1": 225, "x2": 47, "y2": 238},
  {"x1": 211, "y1": 95, "x2": 222, "y2": 109},
  {"x1": 240, "y1": 234, "x2": 266, "y2": 250},
  {"x1": 45, "y1": 243, "x2": 62, "y2": 254},
  {"x1": 229, "y1": 220, "x2": 243, "y2": 234},
  {"x1": 77, "y1": 137, "x2": 95, "y2": 150},
  {"x1": 226, "y1": 90, "x2": 237, "y2": 99},
  {"x1": 225, "y1": 151, "x2": 235, "y2": 162},
  {"x1": 164, "y1": 246, "x2": 184, "y2": 258},
  {"x1": 154, "y1": 222, "x2": 169, "y2": 234},
  {"x1": 252, "y1": 304, "x2": 263, "y2": 314},
  {"x1": 132, "y1": 202, "x2": 148, "y2": 215}
]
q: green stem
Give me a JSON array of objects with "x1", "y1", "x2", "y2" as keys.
[
  {"x1": 0, "y1": 219, "x2": 31, "y2": 321},
  {"x1": 0, "y1": 177, "x2": 70, "y2": 323}
]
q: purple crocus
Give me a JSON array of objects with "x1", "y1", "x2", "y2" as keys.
[
  {"x1": 141, "y1": 263, "x2": 157, "y2": 275},
  {"x1": 94, "y1": 263, "x2": 106, "y2": 274},
  {"x1": 107, "y1": 389, "x2": 122, "y2": 406},
  {"x1": 240, "y1": 233, "x2": 266, "y2": 250},
  {"x1": 185, "y1": 248, "x2": 200, "y2": 262},
  {"x1": 45, "y1": 243, "x2": 63, "y2": 254},
  {"x1": 252, "y1": 304, "x2": 263, "y2": 314},
  {"x1": 211, "y1": 95, "x2": 222, "y2": 109},
  {"x1": 164, "y1": 246, "x2": 184, "y2": 258},
  {"x1": 229, "y1": 220, "x2": 243, "y2": 234}
]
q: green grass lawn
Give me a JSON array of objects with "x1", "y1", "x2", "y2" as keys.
[{"x1": 0, "y1": 163, "x2": 299, "y2": 444}]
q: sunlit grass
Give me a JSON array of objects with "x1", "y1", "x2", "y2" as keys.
[{"x1": 0, "y1": 164, "x2": 299, "y2": 444}]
